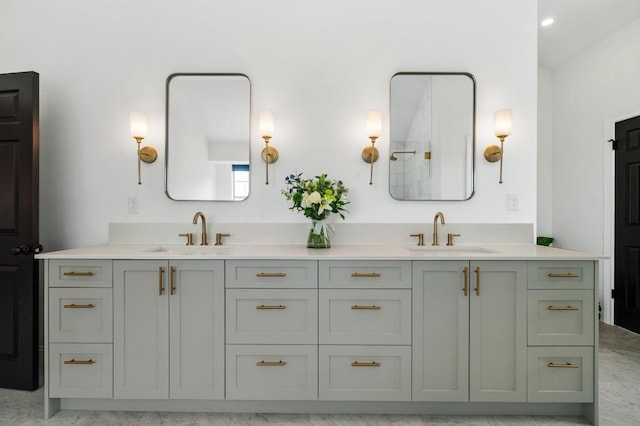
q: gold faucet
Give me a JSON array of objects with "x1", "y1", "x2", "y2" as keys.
[
  {"x1": 432, "y1": 212, "x2": 445, "y2": 246},
  {"x1": 192, "y1": 211, "x2": 209, "y2": 245}
]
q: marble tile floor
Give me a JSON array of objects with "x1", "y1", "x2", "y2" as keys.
[{"x1": 1, "y1": 323, "x2": 638, "y2": 426}]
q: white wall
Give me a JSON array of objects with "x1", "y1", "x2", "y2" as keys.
[
  {"x1": 1, "y1": 0, "x2": 538, "y2": 250},
  {"x1": 537, "y1": 66, "x2": 553, "y2": 237},
  {"x1": 551, "y1": 17, "x2": 640, "y2": 255}
]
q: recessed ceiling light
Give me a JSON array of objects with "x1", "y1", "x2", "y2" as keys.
[{"x1": 540, "y1": 17, "x2": 555, "y2": 27}]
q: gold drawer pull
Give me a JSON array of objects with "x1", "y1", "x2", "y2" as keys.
[
  {"x1": 547, "y1": 273, "x2": 580, "y2": 278},
  {"x1": 547, "y1": 362, "x2": 580, "y2": 368},
  {"x1": 63, "y1": 303, "x2": 95, "y2": 309},
  {"x1": 64, "y1": 358, "x2": 96, "y2": 365},
  {"x1": 256, "y1": 272, "x2": 287, "y2": 277},
  {"x1": 548, "y1": 305, "x2": 580, "y2": 311},
  {"x1": 158, "y1": 266, "x2": 165, "y2": 296},
  {"x1": 256, "y1": 360, "x2": 286, "y2": 366},
  {"x1": 256, "y1": 304, "x2": 287, "y2": 310},
  {"x1": 351, "y1": 361, "x2": 381, "y2": 367},
  {"x1": 462, "y1": 266, "x2": 469, "y2": 297},
  {"x1": 351, "y1": 273, "x2": 381, "y2": 278},
  {"x1": 351, "y1": 305, "x2": 381, "y2": 310},
  {"x1": 63, "y1": 271, "x2": 94, "y2": 277}
]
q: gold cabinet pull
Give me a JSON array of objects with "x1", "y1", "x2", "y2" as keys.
[
  {"x1": 158, "y1": 266, "x2": 165, "y2": 296},
  {"x1": 63, "y1": 303, "x2": 95, "y2": 309},
  {"x1": 548, "y1": 273, "x2": 580, "y2": 278},
  {"x1": 256, "y1": 304, "x2": 286, "y2": 310},
  {"x1": 63, "y1": 271, "x2": 94, "y2": 277},
  {"x1": 170, "y1": 266, "x2": 176, "y2": 295},
  {"x1": 547, "y1": 362, "x2": 580, "y2": 368},
  {"x1": 548, "y1": 305, "x2": 580, "y2": 311},
  {"x1": 351, "y1": 272, "x2": 381, "y2": 278},
  {"x1": 64, "y1": 358, "x2": 95, "y2": 365},
  {"x1": 256, "y1": 272, "x2": 287, "y2": 277},
  {"x1": 351, "y1": 305, "x2": 381, "y2": 310},
  {"x1": 256, "y1": 360, "x2": 286, "y2": 366},
  {"x1": 462, "y1": 266, "x2": 469, "y2": 297},
  {"x1": 474, "y1": 267, "x2": 480, "y2": 296},
  {"x1": 351, "y1": 361, "x2": 381, "y2": 367}
]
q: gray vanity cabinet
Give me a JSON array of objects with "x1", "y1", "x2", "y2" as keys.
[
  {"x1": 113, "y1": 260, "x2": 225, "y2": 400},
  {"x1": 413, "y1": 260, "x2": 527, "y2": 402}
]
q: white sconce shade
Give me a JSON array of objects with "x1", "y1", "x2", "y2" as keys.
[
  {"x1": 494, "y1": 109, "x2": 512, "y2": 139},
  {"x1": 130, "y1": 112, "x2": 148, "y2": 139},
  {"x1": 259, "y1": 110, "x2": 274, "y2": 138},
  {"x1": 366, "y1": 110, "x2": 382, "y2": 139}
]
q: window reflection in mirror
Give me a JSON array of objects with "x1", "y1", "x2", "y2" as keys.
[
  {"x1": 166, "y1": 73, "x2": 250, "y2": 201},
  {"x1": 389, "y1": 72, "x2": 475, "y2": 200}
]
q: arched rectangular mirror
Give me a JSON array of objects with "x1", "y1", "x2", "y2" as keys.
[
  {"x1": 389, "y1": 72, "x2": 475, "y2": 200},
  {"x1": 166, "y1": 73, "x2": 250, "y2": 201}
]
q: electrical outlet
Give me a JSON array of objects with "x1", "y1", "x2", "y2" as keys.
[
  {"x1": 128, "y1": 196, "x2": 139, "y2": 214},
  {"x1": 507, "y1": 193, "x2": 519, "y2": 211}
]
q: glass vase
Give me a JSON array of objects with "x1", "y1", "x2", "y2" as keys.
[{"x1": 307, "y1": 220, "x2": 331, "y2": 249}]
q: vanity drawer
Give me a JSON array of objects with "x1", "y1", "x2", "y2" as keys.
[
  {"x1": 49, "y1": 259, "x2": 112, "y2": 288},
  {"x1": 226, "y1": 289, "x2": 317, "y2": 344},
  {"x1": 528, "y1": 261, "x2": 594, "y2": 290},
  {"x1": 319, "y1": 289, "x2": 411, "y2": 345},
  {"x1": 49, "y1": 288, "x2": 113, "y2": 343},
  {"x1": 225, "y1": 260, "x2": 317, "y2": 289},
  {"x1": 319, "y1": 345, "x2": 411, "y2": 401},
  {"x1": 49, "y1": 343, "x2": 113, "y2": 398},
  {"x1": 319, "y1": 260, "x2": 411, "y2": 289},
  {"x1": 527, "y1": 346, "x2": 593, "y2": 402},
  {"x1": 226, "y1": 345, "x2": 317, "y2": 400},
  {"x1": 528, "y1": 290, "x2": 594, "y2": 346}
]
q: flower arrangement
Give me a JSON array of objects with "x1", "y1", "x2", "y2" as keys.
[
  {"x1": 282, "y1": 173, "x2": 349, "y2": 248},
  {"x1": 282, "y1": 173, "x2": 349, "y2": 220}
]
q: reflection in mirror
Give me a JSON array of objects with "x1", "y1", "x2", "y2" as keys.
[
  {"x1": 389, "y1": 72, "x2": 475, "y2": 200},
  {"x1": 166, "y1": 73, "x2": 250, "y2": 201}
]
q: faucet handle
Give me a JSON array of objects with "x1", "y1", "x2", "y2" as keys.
[
  {"x1": 410, "y1": 233, "x2": 425, "y2": 246},
  {"x1": 447, "y1": 233, "x2": 461, "y2": 246},
  {"x1": 215, "y1": 233, "x2": 230, "y2": 246},
  {"x1": 179, "y1": 233, "x2": 194, "y2": 246}
]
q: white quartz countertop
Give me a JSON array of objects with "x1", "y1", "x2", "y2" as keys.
[{"x1": 35, "y1": 243, "x2": 604, "y2": 261}]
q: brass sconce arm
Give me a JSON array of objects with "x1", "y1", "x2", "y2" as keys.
[{"x1": 362, "y1": 136, "x2": 379, "y2": 185}]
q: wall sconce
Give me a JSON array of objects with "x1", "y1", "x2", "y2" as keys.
[
  {"x1": 130, "y1": 112, "x2": 157, "y2": 185},
  {"x1": 259, "y1": 110, "x2": 278, "y2": 185},
  {"x1": 484, "y1": 109, "x2": 512, "y2": 184},
  {"x1": 362, "y1": 110, "x2": 382, "y2": 185}
]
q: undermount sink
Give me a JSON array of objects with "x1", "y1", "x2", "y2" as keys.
[
  {"x1": 143, "y1": 245, "x2": 231, "y2": 256},
  {"x1": 405, "y1": 245, "x2": 497, "y2": 255}
]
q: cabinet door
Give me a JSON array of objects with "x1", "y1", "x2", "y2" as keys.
[
  {"x1": 169, "y1": 260, "x2": 224, "y2": 399},
  {"x1": 113, "y1": 260, "x2": 169, "y2": 399},
  {"x1": 469, "y1": 261, "x2": 527, "y2": 402},
  {"x1": 412, "y1": 261, "x2": 469, "y2": 401}
]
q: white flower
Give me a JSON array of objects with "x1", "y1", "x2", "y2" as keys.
[{"x1": 307, "y1": 191, "x2": 322, "y2": 204}]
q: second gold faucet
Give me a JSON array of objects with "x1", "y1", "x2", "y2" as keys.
[{"x1": 432, "y1": 211, "x2": 445, "y2": 246}]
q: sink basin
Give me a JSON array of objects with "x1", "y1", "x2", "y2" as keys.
[
  {"x1": 143, "y1": 245, "x2": 232, "y2": 256},
  {"x1": 406, "y1": 246, "x2": 497, "y2": 255}
]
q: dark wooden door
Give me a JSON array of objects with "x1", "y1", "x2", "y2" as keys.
[
  {"x1": 614, "y1": 115, "x2": 640, "y2": 335},
  {"x1": 0, "y1": 71, "x2": 40, "y2": 390}
]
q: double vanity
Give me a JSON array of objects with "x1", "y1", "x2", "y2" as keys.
[{"x1": 38, "y1": 224, "x2": 601, "y2": 424}]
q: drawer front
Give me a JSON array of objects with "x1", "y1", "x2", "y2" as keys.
[
  {"x1": 49, "y1": 288, "x2": 113, "y2": 343},
  {"x1": 528, "y1": 261, "x2": 594, "y2": 290},
  {"x1": 319, "y1": 345, "x2": 411, "y2": 401},
  {"x1": 226, "y1": 289, "x2": 317, "y2": 344},
  {"x1": 226, "y1": 345, "x2": 317, "y2": 400},
  {"x1": 49, "y1": 259, "x2": 112, "y2": 288},
  {"x1": 226, "y1": 260, "x2": 317, "y2": 289},
  {"x1": 319, "y1": 261, "x2": 411, "y2": 289},
  {"x1": 319, "y1": 289, "x2": 411, "y2": 345},
  {"x1": 528, "y1": 290, "x2": 594, "y2": 346},
  {"x1": 49, "y1": 343, "x2": 113, "y2": 398},
  {"x1": 527, "y1": 346, "x2": 594, "y2": 402}
]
